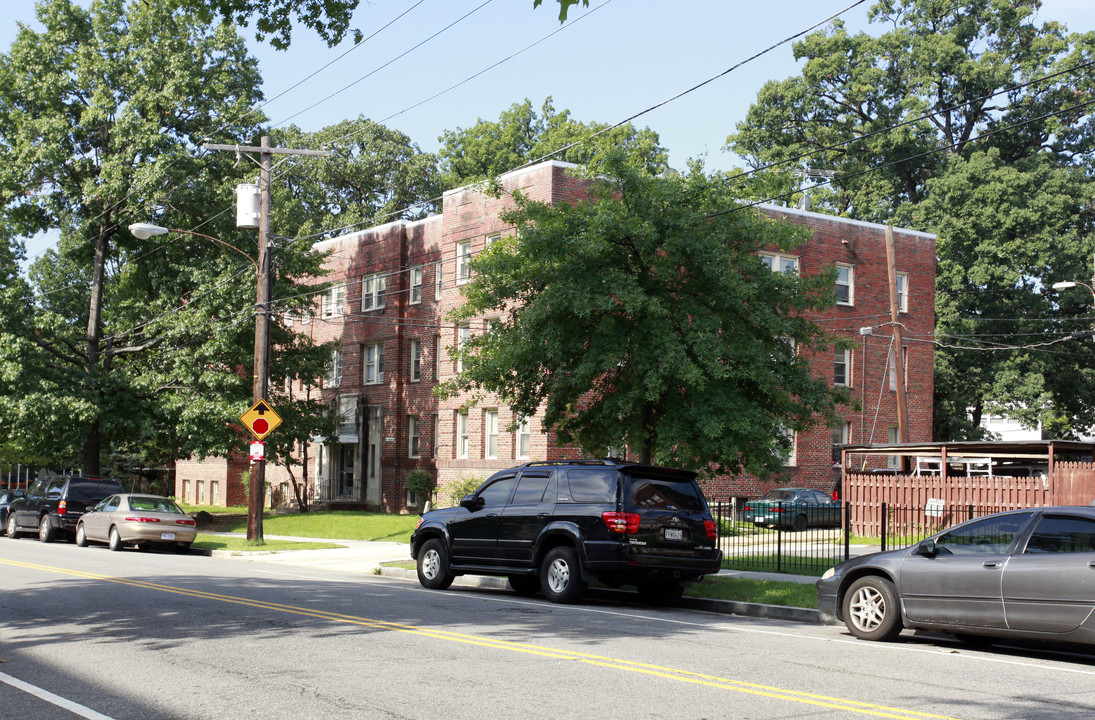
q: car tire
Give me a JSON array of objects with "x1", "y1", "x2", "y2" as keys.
[
  {"x1": 75, "y1": 523, "x2": 88, "y2": 547},
  {"x1": 108, "y1": 526, "x2": 124, "y2": 552},
  {"x1": 792, "y1": 514, "x2": 808, "y2": 532},
  {"x1": 416, "y1": 539, "x2": 454, "y2": 590},
  {"x1": 7, "y1": 514, "x2": 21, "y2": 539},
  {"x1": 637, "y1": 582, "x2": 685, "y2": 606},
  {"x1": 843, "y1": 576, "x2": 902, "y2": 641},
  {"x1": 38, "y1": 515, "x2": 55, "y2": 543},
  {"x1": 508, "y1": 575, "x2": 540, "y2": 595},
  {"x1": 540, "y1": 546, "x2": 587, "y2": 604}
]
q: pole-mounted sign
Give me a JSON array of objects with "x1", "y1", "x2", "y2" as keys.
[{"x1": 240, "y1": 399, "x2": 282, "y2": 441}]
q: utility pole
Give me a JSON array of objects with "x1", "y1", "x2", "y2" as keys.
[
  {"x1": 885, "y1": 225, "x2": 910, "y2": 444},
  {"x1": 203, "y1": 136, "x2": 330, "y2": 541}
]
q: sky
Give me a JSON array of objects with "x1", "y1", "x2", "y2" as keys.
[{"x1": 3, "y1": 0, "x2": 1094, "y2": 271}]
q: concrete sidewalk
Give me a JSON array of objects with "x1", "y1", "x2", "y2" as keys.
[{"x1": 201, "y1": 533, "x2": 832, "y2": 625}]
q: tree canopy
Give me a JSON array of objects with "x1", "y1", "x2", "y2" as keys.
[
  {"x1": 441, "y1": 154, "x2": 851, "y2": 476},
  {"x1": 0, "y1": 0, "x2": 334, "y2": 477},
  {"x1": 726, "y1": 0, "x2": 1095, "y2": 440}
]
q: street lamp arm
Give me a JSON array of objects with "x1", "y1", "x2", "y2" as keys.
[{"x1": 128, "y1": 223, "x2": 258, "y2": 273}]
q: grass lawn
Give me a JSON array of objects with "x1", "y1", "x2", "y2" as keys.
[
  {"x1": 193, "y1": 536, "x2": 345, "y2": 553},
  {"x1": 185, "y1": 509, "x2": 421, "y2": 544}
]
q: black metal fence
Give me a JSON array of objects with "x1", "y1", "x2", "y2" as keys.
[{"x1": 713, "y1": 500, "x2": 1009, "y2": 577}]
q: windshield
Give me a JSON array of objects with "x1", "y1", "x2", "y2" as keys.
[{"x1": 761, "y1": 490, "x2": 797, "y2": 501}]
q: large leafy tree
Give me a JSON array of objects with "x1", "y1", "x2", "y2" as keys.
[
  {"x1": 726, "y1": 0, "x2": 1095, "y2": 439},
  {"x1": 442, "y1": 153, "x2": 851, "y2": 476},
  {"x1": 438, "y1": 98, "x2": 668, "y2": 189},
  {"x1": 0, "y1": 0, "x2": 333, "y2": 477}
]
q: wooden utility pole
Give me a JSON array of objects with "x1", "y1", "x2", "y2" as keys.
[
  {"x1": 885, "y1": 225, "x2": 910, "y2": 443},
  {"x1": 203, "y1": 137, "x2": 330, "y2": 541}
]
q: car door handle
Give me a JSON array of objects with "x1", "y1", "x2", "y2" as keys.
[
  {"x1": 983, "y1": 561, "x2": 1003, "y2": 569},
  {"x1": 537, "y1": 513, "x2": 551, "y2": 519},
  {"x1": 486, "y1": 512, "x2": 498, "y2": 518},
  {"x1": 1089, "y1": 561, "x2": 1095, "y2": 569}
]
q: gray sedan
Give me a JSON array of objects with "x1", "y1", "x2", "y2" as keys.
[{"x1": 817, "y1": 506, "x2": 1095, "y2": 647}]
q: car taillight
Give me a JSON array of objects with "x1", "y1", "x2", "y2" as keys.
[
  {"x1": 175, "y1": 518, "x2": 196, "y2": 526},
  {"x1": 124, "y1": 516, "x2": 162, "y2": 523},
  {"x1": 743, "y1": 504, "x2": 753, "y2": 512},
  {"x1": 602, "y1": 511, "x2": 640, "y2": 534},
  {"x1": 704, "y1": 519, "x2": 717, "y2": 541},
  {"x1": 832, "y1": 490, "x2": 840, "y2": 501},
  {"x1": 57, "y1": 500, "x2": 67, "y2": 515}
]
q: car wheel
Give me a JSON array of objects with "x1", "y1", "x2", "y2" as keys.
[
  {"x1": 75, "y1": 523, "x2": 88, "y2": 547},
  {"x1": 7, "y1": 514, "x2": 21, "y2": 539},
  {"x1": 416, "y1": 539, "x2": 454, "y2": 590},
  {"x1": 540, "y1": 546, "x2": 587, "y2": 604},
  {"x1": 843, "y1": 576, "x2": 902, "y2": 641},
  {"x1": 637, "y1": 582, "x2": 685, "y2": 606},
  {"x1": 508, "y1": 575, "x2": 540, "y2": 595},
  {"x1": 108, "y1": 526, "x2": 124, "y2": 552},
  {"x1": 38, "y1": 515, "x2": 55, "y2": 543},
  {"x1": 792, "y1": 514, "x2": 808, "y2": 532}
]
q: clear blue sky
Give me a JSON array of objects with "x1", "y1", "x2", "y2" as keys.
[{"x1": 3, "y1": 0, "x2": 1094, "y2": 269}]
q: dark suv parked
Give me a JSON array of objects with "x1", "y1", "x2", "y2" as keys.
[
  {"x1": 6, "y1": 476, "x2": 125, "y2": 543},
  {"x1": 410, "y1": 460, "x2": 722, "y2": 604}
]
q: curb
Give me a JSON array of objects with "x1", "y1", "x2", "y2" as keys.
[{"x1": 377, "y1": 566, "x2": 835, "y2": 625}]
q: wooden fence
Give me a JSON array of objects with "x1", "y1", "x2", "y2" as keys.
[{"x1": 841, "y1": 467, "x2": 1095, "y2": 537}]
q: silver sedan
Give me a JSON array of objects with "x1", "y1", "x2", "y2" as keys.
[
  {"x1": 76, "y1": 494, "x2": 197, "y2": 553},
  {"x1": 817, "y1": 506, "x2": 1095, "y2": 647}
]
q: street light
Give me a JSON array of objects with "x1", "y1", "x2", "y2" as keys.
[{"x1": 129, "y1": 221, "x2": 271, "y2": 541}]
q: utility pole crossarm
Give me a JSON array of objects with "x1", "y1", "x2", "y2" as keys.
[{"x1": 202, "y1": 142, "x2": 332, "y2": 158}]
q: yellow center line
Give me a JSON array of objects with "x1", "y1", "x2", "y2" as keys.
[{"x1": 3, "y1": 559, "x2": 965, "y2": 720}]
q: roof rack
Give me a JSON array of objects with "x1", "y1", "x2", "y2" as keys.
[{"x1": 516, "y1": 459, "x2": 622, "y2": 468}]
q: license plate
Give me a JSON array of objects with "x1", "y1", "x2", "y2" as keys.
[
  {"x1": 160, "y1": 532, "x2": 176, "y2": 540},
  {"x1": 664, "y1": 528, "x2": 684, "y2": 541}
]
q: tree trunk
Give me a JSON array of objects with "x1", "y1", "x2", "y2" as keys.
[{"x1": 82, "y1": 230, "x2": 109, "y2": 477}]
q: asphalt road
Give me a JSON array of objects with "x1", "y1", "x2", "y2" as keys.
[{"x1": 2, "y1": 537, "x2": 1095, "y2": 719}]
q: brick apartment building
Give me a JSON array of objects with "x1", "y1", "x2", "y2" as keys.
[{"x1": 175, "y1": 159, "x2": 936, "y2": 509}]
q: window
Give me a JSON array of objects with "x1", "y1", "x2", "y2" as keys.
[
  {"x1": 832, "y1": 422, "x2": 851, "y2": 446},
  {"x1": 887, "y1": 346, "x2": 909, "y2": 391},
  {"x1": 408, "y1": 416, "x2": 420, "y2": 458},
  {"x1": 834, "y1": 348, "x2": 852, "y2": 386},
  {"x1": 327, "y1": 349, "x2": 343, "y2": 387},
  {"x1": 456, "y1": 241, "x2": 472, "y2": 283},
  {"x1": 364, "y1": 342, "x2": 384, "y2": 384},
  {"x1": 1024, "y1": 514, "x2": 1095, "y2": 554},
  {"x1": 410, "y1": 339, "x2": 421, "y2": 382},
  {"x1": 477, "y1": 476, "x2": 517, "y2": 506},
  {"x1": 760, "y1": 252, "x2": 799, "y2": 274},
  {"x1": 432, "y1": 413, "x2": 439, "y2": 458},
  {"x1": 936, "y1": 513, "x2": 1034, "y2": 555},
  {"x1": 434, "y1": 261, "x2": 443, "y2": 298},
  {"x1": 512, "y1": 472, "x2": 552, "y2": 505},
  {"x1": 362, "y1": 273, "x2": 386, "y2": 311},
  {"x1": 887, "y1": 424, "x2": 900, "y2": 469},
  {"x1": 896, "y1": 272, "x2": 909, "y2": 313},
  {"x1": 409, "y1": 266, "x2": 423, "y2": 304},
  {"x1": 485, "y1": 231, "x2": 501, "y2": 249},
  {"x1": 456, "y1": 411, "x2": 469, "y2": 459},
  {"x1": 322, "y1": 283, "x2": 346, "y2": 317},
  {"x1": 456, "y1": 324, "x2": 470, "y2": 372},
  {"x1": 484, "y1": 410, "x2": 498, "y2": 459},
  {"x1": 337, "y1": 395, "x2": 356, "y2": 435},
  {"x1": 778, "y1": 427, "x2": 796, "y2": 466},
  {"x1": 516, "y1": 417, "x2": 531, "y2": 459},
  {"x1": 835, "y1": 264, "x2": 854, "y2": 305}
]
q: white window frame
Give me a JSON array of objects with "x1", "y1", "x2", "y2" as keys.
[
  {"x1": 408, "y1": 416, "x2": 420, "y2": 458},
  {"x1": 432, "y1": 413, "x2": 439, "y2": 458},
  {"x1": 456, "y1": 411, "x2": 469, "y2": 459},
  {"x1": 409, "y1": 266, "x2": 423, "y2": 305},
  {"x1": 887, "y1": 425, "x2": 901, "y2": 469},
  {"x1": 484, "y1": 231, "x2": 501, "y2": 249},
  {"x1": 456, "y1": 324, "x2": 470, "y2": 373},
  {"x1": 887, "y1": 346, "x2": 908, "y2": 392},
  {"x1": 760, "y1": 252, "x2": 799, "y2": 274},
  {"x1": 337, "y1": 394, "x2": 356, "y2": 435},
  {"x1": 327, "y1": 349, "x2": 343, "y2": 387},
  {"x1": 323, "y1": 283, "x2": 346, "y2": 317},
  {"x1": 778, "y1": 427, "x2": 797, "y2": 467},
  {"x1": 834, "y1": 348, "x2": 852, "y2": 387},
  {"x1": 484, "y1": 410, "x2": 498, "y2": 459},
  {"x1": 515, "y1": 416, "x2": 531, "y2": 460},
  {"x1": 832, "y1": 421, "x2": 851, "y2": 446},
  {"x1": 362, "y1": 273, "x2": 387, "y2": 311},
  {"x1": 896, "y1": 272, "x2": 909, "y2": 313},
  {"x1": 364, "y1": 342, "x2": 384, "y2": 385},
  {"x1": 456, "y1": 241, "x2": 472, "y2": 284},
  {"x1": 835, "y1": 264, "x2": 854, "y2": 305},
  {"x1": 410, "y1": 339, "x2": 421, "y2": 382},
  {"x1": 434, "y1": 261, "x2": 443, "y2": 299}
]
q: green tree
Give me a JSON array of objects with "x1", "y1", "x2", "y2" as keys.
[
  {"x1": 0, "y1": 0, "x2": 333, "y2": 477},
  {"x1": 438, "y1": 98, "x2": 668, "y2": 189},
  {"x1": 440, "y1": 154, "x2": 850, "y2": 476},
  {"x1": 726, "y1": 0, "x2": 1095, "y2": 439}
]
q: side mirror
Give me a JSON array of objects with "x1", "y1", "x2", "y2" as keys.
[
  {"x1": 916, "y1": 539, "x2": 938, "y2": 557},
  {"x1": 459, "y1": 494, "x2": 484, "y2": 511}
]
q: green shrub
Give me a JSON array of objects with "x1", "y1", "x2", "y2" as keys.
[
  {"x1": 444, "y1": 475, "x2": 484, "y2": 507},
  {"x1": 406, "y1": 469, "x2": 436, "y2": 507}
]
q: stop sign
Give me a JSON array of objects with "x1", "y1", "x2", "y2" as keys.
[{"x1": 252, "y1": 418, "x2": 270, "y2": 435}]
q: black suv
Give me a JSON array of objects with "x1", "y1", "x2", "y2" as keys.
[
  {"x1": 410, "y1": 460, "x2": 722, "y2": 604},
  {"x1": 6, "y1": 476, "x2": 125, "y2": 543}
]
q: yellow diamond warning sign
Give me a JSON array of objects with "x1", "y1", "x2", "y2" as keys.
[{"x1": 240, "y1": 399, "x2": 282, "y2": 441}]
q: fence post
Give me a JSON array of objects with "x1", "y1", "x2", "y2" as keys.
[
  {"x1": 881, "y1": 502, "x2": 888, "y2": 553},
  {"x1": 776, "y1": 501, "x2": 783, "y2": 573},
  {"x1": 843, "y1": 501, "x2": 850, "y2": 562}
]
